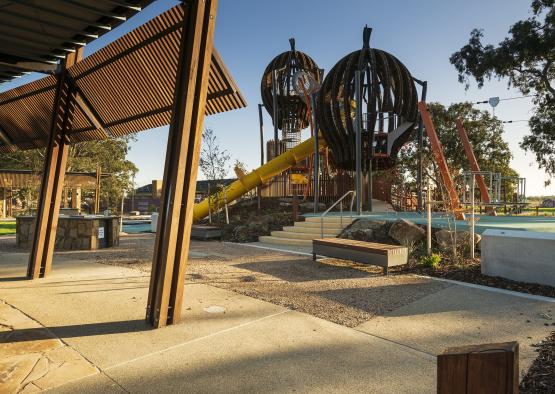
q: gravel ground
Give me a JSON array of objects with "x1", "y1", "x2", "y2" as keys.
[
  {"x1": 30, "y1": 233, "x2": 447, "y2": 328},
  {"x1": 520, "y1": 331, "x2": 555, "y2": 393}
]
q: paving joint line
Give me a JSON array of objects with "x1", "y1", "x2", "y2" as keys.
[
  {"x1": 352, "y1": 327, "x2": 437, "y2": 360},
  {"x1": 104, "y1": 309, "x2": 291, "y2": 371}
]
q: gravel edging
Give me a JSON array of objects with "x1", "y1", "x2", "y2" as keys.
[
  {"x1": 520, "y1": 332, "x2": 555, "y2": 393},
  {"x1": 390, "y1": 261, "x2": 555, "y2": 299}
]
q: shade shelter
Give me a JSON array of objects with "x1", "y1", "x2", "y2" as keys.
[
  {"x1": 0, "y1": 0, "x2": 245, "y2": 328},
  {"x1": 0, "y1": 168, "x2": 109, "y2": 216}
]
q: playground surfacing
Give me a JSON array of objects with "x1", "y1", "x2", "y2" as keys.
[
  {"x1": 1, "y1": 234, "x2": 554, "y2": 393},
  {"x1": 305, "y1": 211, "x2": 555, "y2": 234}
]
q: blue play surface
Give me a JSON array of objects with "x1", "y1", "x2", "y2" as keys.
[
  {"x1": 303, "y1": 211, "x2": 555, "y2": 234},
  {"x1": 122, "y1": 221, "x2": 152, "y2": 233}
]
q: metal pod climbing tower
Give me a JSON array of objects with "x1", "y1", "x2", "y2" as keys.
[
  {"x1": 316, "y1": 26, "x2": 418, "y2": 172},
  {"x1": 261, "y1": 38, "x2": 321, "y2": 154}
]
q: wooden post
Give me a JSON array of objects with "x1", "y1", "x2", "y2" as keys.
[
  {"x1": 94, "y1": 165, "x2": 101, "y2": 214},
  {"x1": 27, "y1": 49, "x2": 83, "y2": 279},
  {"x1": 1, "y1": 188, "x2": 5, "y2": 218},
  {"x1": 438, "y1": 342, "x2": 518, "y2": 394},
  {"x1": 146, "y1": 0, "x2": 218, "y2": 328},
  {"x1": 7, "y1": 188, "x2": 12, "y2": 217}
]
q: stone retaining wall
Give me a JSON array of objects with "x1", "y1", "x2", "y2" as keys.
[{"x1": 16, "y1": 216, "x2": 120, "y2": 250}]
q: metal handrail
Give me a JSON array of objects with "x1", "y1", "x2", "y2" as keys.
[{"x1": 320, "y1": 190, "x2": 356, "y2": 238}]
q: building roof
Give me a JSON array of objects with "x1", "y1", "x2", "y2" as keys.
[
  {"x1": 0, "y1": 0, "x2": 155, "y2": 83},
  {"x1": 0, "y1": 3, "x2": 246, "y2": 152},
  {"x1": 0, "y1": 169, "x2": 109, "y2": 188},
  {"x1": 134, "y1": 178, "x2": 237, "y2": 195}
]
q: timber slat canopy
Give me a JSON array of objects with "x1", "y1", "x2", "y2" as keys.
[
  {"x1": 0, "y1": 4, "x2": 246, "y2": 152},
  {"x1": 0, "y1": 169, "x2": 108, "y2": 189},
  {"x1": 0, "y1": 0, "x2": 155, "y2": 82}
]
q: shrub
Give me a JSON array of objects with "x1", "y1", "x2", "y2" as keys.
[{"x1": 419, "y1": 253, "x2": 442, "y2": 269}]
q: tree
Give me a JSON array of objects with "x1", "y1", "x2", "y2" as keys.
[
  {"x1": 450, "y1": 0, "x2": 555, "y2": 177},
  {"x1": 0, "y1": 136, "x2": 138, "y2": 212},
  {"x1": 66, "y1": 137, "x2": 138, "y2": 211},
  {"x1": 396, "y1": 102, "x2": 517, "y2": 190},
  {"x1": 199, "y1": 128, "x2": 230, "y2": 182}
]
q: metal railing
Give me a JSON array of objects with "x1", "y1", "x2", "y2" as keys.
[{"x1": 320, "y1": 190, "x2": 356, "y2": 238}]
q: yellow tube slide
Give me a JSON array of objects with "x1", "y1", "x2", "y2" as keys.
[{"x1": 193, "y1": 135, "x2": 326, "y2": 221}]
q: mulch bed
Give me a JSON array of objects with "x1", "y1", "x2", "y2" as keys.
[
  {"x1": 520, "y1": 331, "x2": 555, "y2": 393},
  {"x1": 390, "y1": 260, "x2": 555, "y2": 299}
]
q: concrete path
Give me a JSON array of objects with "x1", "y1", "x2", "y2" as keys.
[{"x1": 1, "y1": 242, "x2": 553, "y2": 393}]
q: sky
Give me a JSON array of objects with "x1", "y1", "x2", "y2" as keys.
[{"x1": 2, "y1": 0, "x2": 553, "y2": 196}]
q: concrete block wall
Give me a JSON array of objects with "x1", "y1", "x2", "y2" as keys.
[
  {"x1": 481, "y1": 229, "x2": 555, "y2": 287},
  {"x1": 16, "y1": 216, "x2": 120, "y2": 251}
]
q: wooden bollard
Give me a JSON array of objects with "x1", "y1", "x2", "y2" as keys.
[
  {"x1": 292, "y1": 196, "x2": 299, "y2": 222},
  {"x1": 437, "y1": 342, "x2": 519, "y2": 394}
]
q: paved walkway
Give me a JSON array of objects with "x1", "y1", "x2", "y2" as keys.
[{"x1": 1, "y1": 240, "x2": 553, "y2": 393}]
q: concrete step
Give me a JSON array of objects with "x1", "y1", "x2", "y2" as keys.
[
  {"x1": 270, "y1": 231, "x2": 337, "y2": 240},
  {"x1": 293, "y1": 221, "x2": 347, "y2": 231},
  {"x1": 282, "y1": 226, "x2": 343, "y2": 235},
  {"x1": 304, "y1": 216, "x2": 355, "y2": 224},
  {"x1": 258, "y1": 236, "x2": 313, "y2": 247}
]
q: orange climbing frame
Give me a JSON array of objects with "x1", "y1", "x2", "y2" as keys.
[{"x1": 418, "y1": 102, "x2": 465, "y2": 220}]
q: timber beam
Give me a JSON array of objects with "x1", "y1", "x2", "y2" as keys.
[
  {"x1": 27, "y1": 48, "x2": 83, "y2": 279},
  {"x1": 146, "y1": 0, "x2": 218, "y2": 328}
]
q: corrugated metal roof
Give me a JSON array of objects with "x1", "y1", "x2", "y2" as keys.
[
  {"x1": 0, "y1": 3, "x2": 246, "y2": 152},
  {"x1": 0, "y1": 169, "x2": 108, "y2": 188},
  {"x1": 0, "y1": 0, "x2": 155, "y2": 82}
]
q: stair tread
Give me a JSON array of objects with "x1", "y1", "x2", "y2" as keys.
[{"x1": 271, "y1": 231, "x2": 337, "y2": 239}]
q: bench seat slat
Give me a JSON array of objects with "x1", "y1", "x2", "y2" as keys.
[
  {"x1": 312, "y1": 238, "x2": 408, "y2": 275},
  {"x1": 313, "y1": 238, "x2": 405, "y2": 255}
]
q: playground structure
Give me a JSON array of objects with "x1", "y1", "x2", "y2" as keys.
[
  {"x1": 194, "y1": 26, "x2": 528, "y2": 223},
  {"x1": 194, "y1": 28, "x2": 429, "y2": 219},
  {"x1": 193, "y1": 28, "x2": 530, "y2": 222}
]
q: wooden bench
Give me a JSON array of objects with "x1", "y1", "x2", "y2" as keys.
[{"x1": 312, "y1": 238, "x2": 408, "y2": 275}]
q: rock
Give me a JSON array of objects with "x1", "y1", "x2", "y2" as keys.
[
  {"x1": 230, "y1": 221, "x2": 270, "y2": 243},
  {"x1": 341, "y1": 220, "x2": 392, "y2": 243},
  {"x1": 235, "y1": 199, "x2": 257, "y2": 208},
  {"x1": 298, "y1": 202, "x2": 327, "y2": 211},
  {"x1": 435, "y1": 229, "x2": 481, "y2": 252},
  {"x1": 388, "y1": 219, "x2": 425, "y2": 246},
  {"x1": 345, "y1": 229, "x2": 374, "y2": 242}
]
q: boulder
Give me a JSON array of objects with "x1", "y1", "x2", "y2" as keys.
[
  {"x1": 344, "y1": 228, "x2": 375, "y2": 242},
  {"x1": 388, "y1": 219, "x2": 425, "y2": 246},
  {"x1": 341, "y1": 220, "x2": 395, "y2": 243},
  {"x1": 299, "y1": 201, "x2": 327, "y2": 211},
  {"x1": 435, "y1": 229, "x2": 481, "y2": 252}
]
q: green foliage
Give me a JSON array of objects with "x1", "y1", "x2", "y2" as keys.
[
  {"x1": 0, "y1": 221, "x2": 16, "y2": 235},
  {"x1": 521, "y1": 100, "x2": 555, "y2": 182},
  {"x1": 0, "y1": 136, "x2": 138, "y2": 212},
  {"x1": 450, "y1": 0, "x2": 555, "y2": 177},
  {"x1": 67, "y1": 137, "x2": 138, "y2": 211},
  {"x1": 397, "y1": 102, "x2": 517, "y2": 188},
  {"x1": 419, "y1": 253, "x2": 442, "y2": 269}
]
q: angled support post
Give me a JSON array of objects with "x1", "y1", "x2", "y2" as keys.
[
  {"x1": 146, "y1": 0, "x2": 218, "y2": 328},
  {"x1": 27, "y1": 49, "x2": 83, "y2": 279},
  {"x1": 418, "y1": 101, "x2": 465, "y2": 220},
  {"x1": 455, "y1": 118, "x2": 495, "y2": 215}
]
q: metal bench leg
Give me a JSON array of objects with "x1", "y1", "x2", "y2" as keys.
[
  {"x1": 312, "y1": 253, "x2": 317, "y2": 261},
  {"x1": 383, "y1": 266, "x2": 388, "y2": 276}
]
